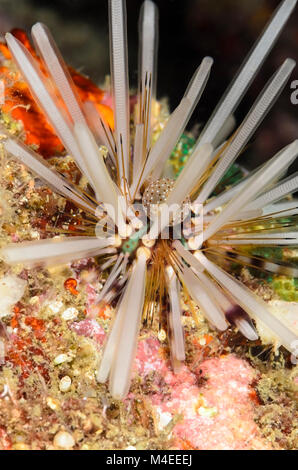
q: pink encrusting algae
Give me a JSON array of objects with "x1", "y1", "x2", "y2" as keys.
[{"x1": 74, "y1": 318, "x2": 275, "y2": 450}]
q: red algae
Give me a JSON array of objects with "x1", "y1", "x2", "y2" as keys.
[
  {"x1": 0, "y1": 426, "x2": 12, "y2": 450},
  {"x1": 64, "y1": 278, "x2": 79, "y2": 296},
  {"x1": 0, "y1": 30, "x2": 113, "y2": 158}
]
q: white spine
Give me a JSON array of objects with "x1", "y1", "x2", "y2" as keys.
[
  {"x1": 168, "y1": 143, "x2": 213, "y2": 206},
  {"x1": 166, "y1": 267, "x2": 185, "y2": 361},
  {"x1": 202, "y1": 173, "x2": 254, "y2": 214},
  {"x1": 131, "y1": 57, "x2": 213, "y2": 193},
  {"x1": 145, "y1": 144, "x2": 213, "y2": 241},
  {"x1": 132, "y1": 123, "x2": 145, "y2": 187},
  {"x1": 74, "y1": 122, "x2": 127, "y2": 235},
  {"x1": 211, "y1": 114, "x2": 236, "y2": 149},
  {"x1": 210, "y1": 238, "x2": 298, "y2": 246},
  {"x1": 109, "y1": 250, "x2": 147, "y2": 399},
  {"x1": 173, "y1": 241, "x2": 204, "y2": 273},
  {"x1": 192, "y1": 267, "x2": 258, "y2": 341},
  {"x1": 5, "y1": 138, "x2": 96, "y2": 215},
  {"x1": 178, "y1": 264, "x2": 228, "y2": 331},
  {"x1": 31, "y1": 23, "x2": 86, "y2": 125},
  {"x1": 2, "y1": 237, "x2": 114, "y2": 266},
  {"x1": 138, "y1": 0, "x2": 158, "y2": 151},
  {"x1": 96, "y1": 254, "x2": 124, "y2": 303},
  {"x1": 225, "y1": 230, "x2": 298, "y2": 239},
  {"x1": 83, "y1": 101, "x2": 115, "y2": 163},
  {"x1": 203, "y1": 140, "x2": 298, "y2": 243},
  {"x1": 5, "y1": 33, "x2": 94, "y2": 187},
  {"x1": 152, "y1": 58, "x2": 213, "y2": 181},
  {"x1": 173, "y1": 242, "x2": 258, "y2": 341},
  {"x1": 244, "y1": 172, "x2": 298, "y2": 211},
  {"x1": 97, "y1": 277, "x2": 132, "y2": 384},
  {"x1": 195, "y1": 252, "x2": 298, "y2": 352},
  {"x1": 197, "y1": 59, "x2": 296, "y2": 205},
  {"x1": 139, "y1": 0, "x2": 158, "y2": 101},
  {"x1": 234, "y1": 317, "x2": 259, "y2": 341},
  {"x1": 109, "y1": 0, "x2": 130, "y2": 184}
]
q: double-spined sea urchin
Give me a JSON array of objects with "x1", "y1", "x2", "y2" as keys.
[{"x1": 0, "y1": 0, "x2": 298, "y2": 399}]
